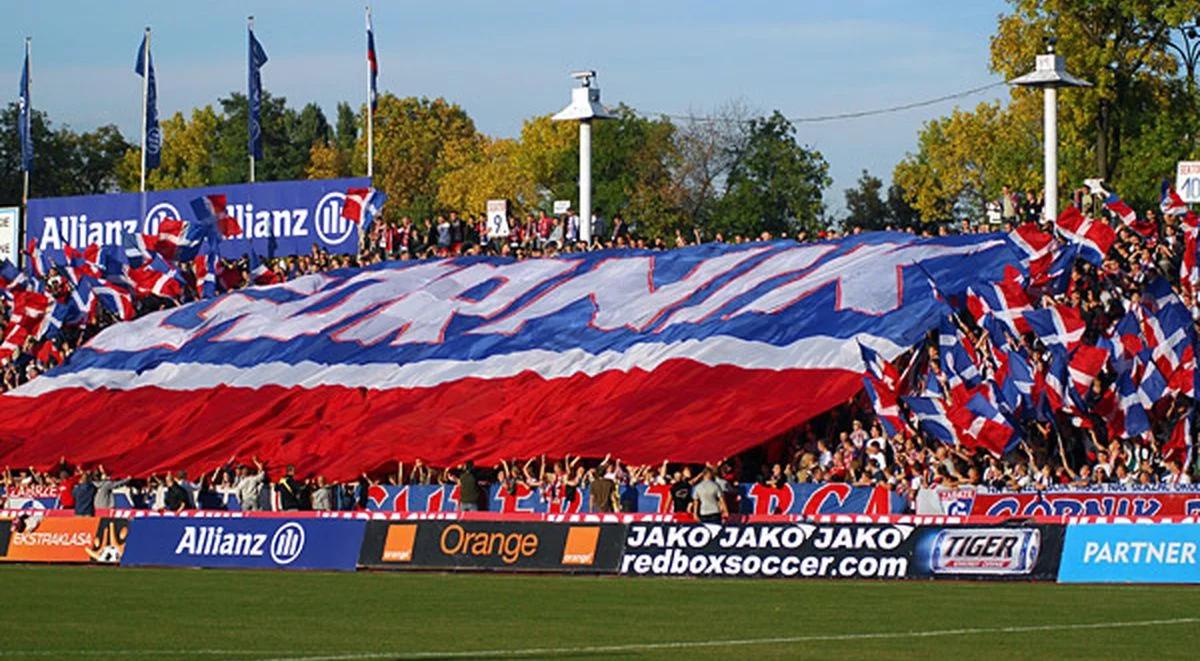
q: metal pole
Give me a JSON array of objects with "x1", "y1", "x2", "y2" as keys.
[
  {"x1": 579, "y1": 119, "x2": 592, "y2": 244},
  {"x1": 366, "y1": 5, "x2": 374, "y2": 179},
  {"x1": 21, "y1": 37, "x2": 30, "y2": 266},
  {"x1": 1043, "y1": 86, "x2": 1058, "y2": 222},
  {"x1": 140, "y1": 27, "x2": 150, "y2": 193},
  {"x1": 249, "y1": 16, "x2": 256, "y2": 184}
]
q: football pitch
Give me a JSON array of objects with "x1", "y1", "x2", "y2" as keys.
[{"x1": 0, "y1": 566, "x2": 1197, "y2": 659}]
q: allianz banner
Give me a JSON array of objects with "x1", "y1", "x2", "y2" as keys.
[
  {"x1": 620, "y1": 523, "x2": 1062, "y2": 580},
  {"x1": 121, "y1": 516, "x2": 365, "y2": 571},
  {"x1": 27, "y1": 177, "x2": 370, "y2": 259},
  {"x1": 1058, "y1": 523, "x2": 1200, "y2": 584},
  {"x1": 358, "y1": 520, "x2": 624, "y2": 573}
]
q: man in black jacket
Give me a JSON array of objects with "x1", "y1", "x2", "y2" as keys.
[{"x1": 275, "y1": 464, "x2": 303, "y2": 511}]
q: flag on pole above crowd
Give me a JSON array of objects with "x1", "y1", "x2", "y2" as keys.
[
  {"x1": 135, "y1": 30, "x2": 160, "y2": 174},
  {"x1": 18, "y1": 38, "x2": 33, "y2": 173},
  {"x1": 367, "y1": 7, "x2": 378, "y2": 110},
  {"x1": 247, "y1": 19, "x2": 269, "y2": 166},
  {"x1": 365, "y1": 5, "x2": 378, "y2": 179}
]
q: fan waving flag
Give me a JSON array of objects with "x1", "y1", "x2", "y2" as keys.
[
  {"x1": 1025, "y1": 304, "x2": 1085, "y2": 354},
  {"x1": 1162, "y1": 181, "x2": 1189, "y2": 217},
  {"x1": 190, "y1": 194, "x2": 242, "y2": 239},
  {"x1": 0, "y1": 234, "x2": 1026, "y2": 480},
  {"x1": 1104, "y1": 192, "x2": 1154, "y2": 237},
  {"x1": 1054, "y1": 206, "x2": 1114, "y2": 265},
  {"x1": 948, "y1": 392, "x2": 1018, "y2": 456}
]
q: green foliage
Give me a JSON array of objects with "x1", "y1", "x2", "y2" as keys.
[
  {"x1": 0, "y1": 103, "x2": 130, "y2": 201},
  {"x1": 712, "y1": 112, "x2": 831, "y2": 238}
]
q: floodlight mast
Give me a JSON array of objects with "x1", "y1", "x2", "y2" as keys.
[
  {"x1": 552, "y1": 70, "x2": 614, "y2": 245},
  {"x1": 1010, "y1": 40, "x2": 1092, "y2": 222}
]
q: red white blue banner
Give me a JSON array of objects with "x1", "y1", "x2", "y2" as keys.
[{"x1": 0, "y1": 234, "x2": 1022, "y2": 479}]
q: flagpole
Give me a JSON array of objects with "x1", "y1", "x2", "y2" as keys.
[
  {"x1": 21, "y1": 37, "x2": 30, "y2": 209},
  {"x1": 248, "y1": 16, "x2": 256, "y2": 184},
  {"x1": 20, "y1": 36, "x2": 31, "y2": 270},
  {"x1": 366, "y1": 5, "x2": 374, "y2": 179},
  {"x1": 140, "y1": 27, "x2": 150, "y2": 193}
]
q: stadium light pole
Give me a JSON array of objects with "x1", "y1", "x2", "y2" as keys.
[
  {"x1": 1010, "y1": 40, "x2": 1091, "y2": 223},
  {"x1": 552, "y1": 71, "x2": 613, "y2": 245}
]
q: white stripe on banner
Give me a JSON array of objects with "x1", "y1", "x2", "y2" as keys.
[{"x1": 11, "y1": 333, "x2": 902, "y2": 397}]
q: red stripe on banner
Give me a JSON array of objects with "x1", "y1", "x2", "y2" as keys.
[{"x1": 0, "y1": 361, "x2": 861, "y2": 481}]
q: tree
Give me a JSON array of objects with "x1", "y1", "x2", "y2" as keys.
[
  {"x1": 212, "y1": 91, "x2": 316, "y2": 183},
  {"x1": 116, "y1": 106, "x2": 222, "y2": 191},
  {"x1": 990, "y1": 0, "x2": 1183, "y2": 182},
  {"x1": 670, "y1": 102, "x2": 751, "y2": 238},
  {"x1": 437, "y1": 135, "x2": 537, "y2": 216},
  {"x1": 712, "y1": 111, "x2": 831, "y2": 238},
  {"x1": 361, "y1": 94, "x2": 478, "y2": 220},
  {"x1": 893, "y1": 99, "x2": 1042, "y2": 222},
  {"x1": 305, "y1": 140, "x2": 349, "y2": 180},
  {"x1": 842, "y1": 170, "x2": 889, "y2": 231},
  {"x1": 0, "y1": 104, "x2": 132, "y2": 201}
]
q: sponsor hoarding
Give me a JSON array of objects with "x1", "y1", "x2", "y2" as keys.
[
  {"x1": 1058, "y1": 523, "x2": 1200, "y2": 584},
  {"x1": 943, "y1": 488, "x2": 1200, "y2": 517},
  {"x1": 357, "y1": 520, "x2": 624, "y2": 572},
  {"x1": 909, "y1": 525, "x2": 1062, "y2": 580},
  {"x1": 121, "y1": 516, "x2": 365, "y2": 571},
  {"x1": 620, "y1": 523, "x2": 1062, "y2": 580},
  {"x1": 26, "y1": 177, "x2": 369, "y2": 259},
  {"x1": 0, "y1": 515, "x2": 126, "y2": 563}
]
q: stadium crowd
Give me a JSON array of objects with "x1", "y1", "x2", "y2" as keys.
[{"x1": 1, "y1": 179, "x2": 1199, "y2": 516}]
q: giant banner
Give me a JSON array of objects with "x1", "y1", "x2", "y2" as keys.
[
  {"x1": 0, "y1": 233, "x2": 1022, "y2": 480},
  {"x1": 26, "y1": 177, "x2": 369, "y2": 259},
  {"x1": 943, "y1": 488, "x2": 1200, "y2": 517},
  {"x1": 120, "y1": 516, "x2": 365, "y2": 571}
]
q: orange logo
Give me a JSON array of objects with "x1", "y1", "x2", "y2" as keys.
[
  {"x1": 382, "y1": 524, "x2": 417, "y2": 563},
  {"x1": 561, "y1": 527, "x2": 599, "y2": 565}
]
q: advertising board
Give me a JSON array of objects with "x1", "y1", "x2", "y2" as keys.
[
  {"x1": 620, "y1": 523, "x2": 1062, "y2": 580},
  {"x1": 1058, "y1": 523, "x2": 1200, "y2": 584},
  {"x1": 358, "y1": 520, "x2": 624, "y2": 572},
  {"x1": 120, "y1": 516, "x2": 365, "y2": 571},
  {"x1": 26, "y1": 177, "x2": 369, "y2": 259},
  {"x1": 0, "y1": 516, "x2": 126, "y2": 564}
]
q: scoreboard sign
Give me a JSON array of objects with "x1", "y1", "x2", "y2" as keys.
[{"x1": 1176, "y1": 161, "x2": 1200, "y2": 204}]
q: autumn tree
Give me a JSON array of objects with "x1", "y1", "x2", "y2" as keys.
[{"x1": 361, "y1": 94, "x2": 477, "y2": 220}]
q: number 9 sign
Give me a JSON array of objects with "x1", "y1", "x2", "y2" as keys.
[{"x1": 486, "y1": 199, "x2": 510, "y2": 238}]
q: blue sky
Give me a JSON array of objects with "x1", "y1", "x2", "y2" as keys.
[{"x1": 7, "y1": 0, "x2": 1012, "y2": 212}]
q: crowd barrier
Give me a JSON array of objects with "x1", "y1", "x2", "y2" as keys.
[{"x1": 2, "y1": 510, "x2": 1197, "y2": 583}]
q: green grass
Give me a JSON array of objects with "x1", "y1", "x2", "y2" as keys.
[{"x1": 0, "y1": 566, "x2": 1197, "y2": 660}]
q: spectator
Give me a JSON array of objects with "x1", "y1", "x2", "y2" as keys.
[
  {"x1": 276, "y1": 464, "x2": 303, "y2": 511},
  {"x1": 455, "y1": 461, "x2": 480, "y2": 512},
  {"x1": 668, "y1": 470, "x2": 692, "y2": 514},
  {"x1": 589, "y1": 464, "x2": 620, "y2": 513},
  {"x1": 690, "y1": 468, "x2": 727, "y2": 523},
  {"x1": 310, "y1": 475, "x2": 333, "y2": 511},
  {"x1": 235, "y1": 458, "x2": 266, "y2": 512},
  {"x1": 93, "y1": 467, "x2": 130, "y2": 511},
  {"x1": 72, "y1": 471, "x2": 96, "y2": 516},
  {"x1": 163, "y1": 472, "x2": 192, "y2": 512}
]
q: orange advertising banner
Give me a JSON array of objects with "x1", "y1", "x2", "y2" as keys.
[{"x1": 0, "y1": 516, "x2": 106, "y2": 563}]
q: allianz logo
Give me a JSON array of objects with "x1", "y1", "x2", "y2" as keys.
[
  {"x1": 173, "y1": 522, "x2": 306, "y2": 565},
  {"x1": 36, "y1": 190, "x2": 357, "y2": 251}
]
